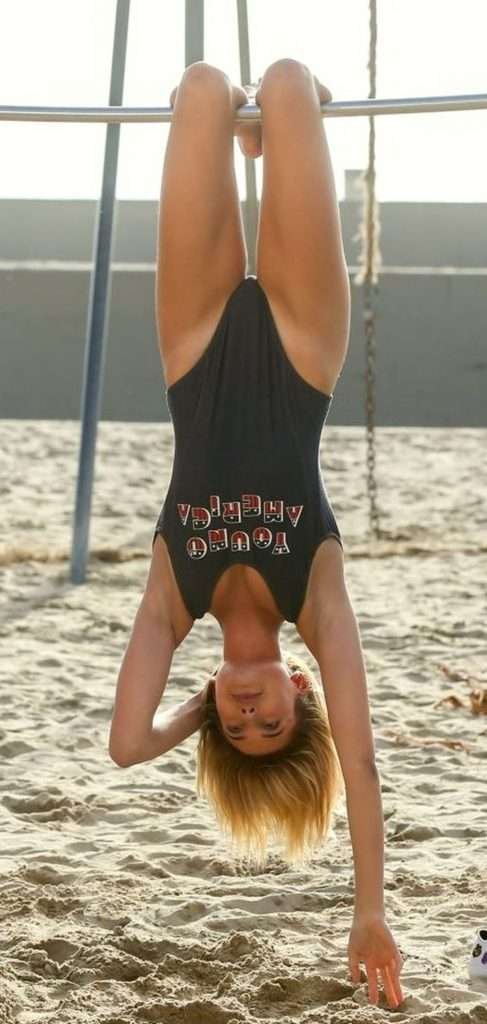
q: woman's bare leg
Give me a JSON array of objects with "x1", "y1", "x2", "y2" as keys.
[
  {"x1": 155, "y1": 62, "x2": 247, "y2": 385},
  {"x1": 254, "y1": 58, "x2": 350, "y2": 393},
  {"x1": 170, "y1": 79, "x2": 262, "y2": 159}
]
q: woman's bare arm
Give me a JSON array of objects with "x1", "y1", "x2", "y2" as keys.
[
  {"x1": 108, "y1": 595, "x2": 178, "y2": 766},
  {"x1": 109, "y1": 591, "x2": 208, "y2": 765},
  {"x1": 127, "y1": 687, "x2": 206, "y2": 764},
  {"x1": 307, "y1": 591, "x2": 386, "y2": 920}
]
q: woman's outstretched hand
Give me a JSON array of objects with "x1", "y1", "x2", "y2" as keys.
[{"x1": 347, "y1": 913, "x2": 405, "y2": 1009}]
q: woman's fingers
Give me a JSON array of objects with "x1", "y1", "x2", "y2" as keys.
[
  {"x1": 364, "y1": 961, "x2": 404, "y2": 1008},
  {"x1": 366, "y1": 964, "x2": 379, "y2": 1004},
  {"x1": 380, "y1": 962, "x2": 403, "y2": 1007}
]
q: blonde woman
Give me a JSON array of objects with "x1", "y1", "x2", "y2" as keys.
[{"x1": 109, "y1": 59, "x2": 404, "y2": 1010}]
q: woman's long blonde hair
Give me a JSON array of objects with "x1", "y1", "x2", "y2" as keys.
[{"x1": 195, "y1": 649, "x2": 344, "y2": 868}]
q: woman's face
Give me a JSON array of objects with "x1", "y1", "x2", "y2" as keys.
[{"x1": 212, "y1": 660, "x2": 310, "y2": 755}]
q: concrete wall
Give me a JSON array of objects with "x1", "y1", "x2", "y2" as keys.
[{"x1": 1, "y1": 198, "x2": 486, "y2": 425}]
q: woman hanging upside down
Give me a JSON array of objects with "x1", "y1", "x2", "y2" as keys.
[{"x1": 109, "y1": 59, "x2": 404, "y2": 1011}]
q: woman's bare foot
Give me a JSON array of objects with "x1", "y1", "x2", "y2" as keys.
[
  {"x1": 253, "y1": 72, "x2": 332, "y2": 111},
  {"x1": 233, "y1": 83, "x2": 262, "y2": 159},
  {"x1": 311, "y1": 75, "x2": 333, "y2": 105}
]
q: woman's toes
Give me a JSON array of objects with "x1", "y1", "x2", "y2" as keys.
[
  {"x1": 237, "y1": 137, "x2": 262, "y2": 159},
  {"x1": 236, "y1": 124, "x2": 262, "y2": 158},
  {"x1": 312, "y1": 76, "x2": 333, "y2": 103}
]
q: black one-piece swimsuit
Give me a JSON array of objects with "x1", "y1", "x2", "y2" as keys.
[{"x1": 152, "y1": 275, "x2": 342, "y2": 622}]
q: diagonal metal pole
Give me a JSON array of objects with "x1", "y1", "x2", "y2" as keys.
[{"x1": 70, "y1": 0, "x2": 130, "y2": 583}]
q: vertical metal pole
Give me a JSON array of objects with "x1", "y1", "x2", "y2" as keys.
[
  {"x1": 70, "y1": 0, "x2": 131, "y2": 583},
  {"x1": 185, "y1": 0, "x2": 204, "y2": 65},
  {"x1": 236, "y1": 0, "x2": 258, "y2": 275}
]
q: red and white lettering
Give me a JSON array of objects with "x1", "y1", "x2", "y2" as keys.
[
  {"x1": 187, "y1": 536, "x2": 207, "y2": 560},
  {"x1": 177, "y1": 502, "x2": 191, "y2": 526},
  {"x1": 286, "y1": 504, "x2": 304, "y2": 527},
  {"x1": 191, "y1": 506, "x2": 211, "y2": 529},
  {"x1": 242, "y1": 493, "x2": 261, "y2": 517},
  {"x1": 180, "y1": 495, "x2": 298, "y2": 560},
  {"x1": 263, "y1": 499, "x2": 284, "y2": 523},
  {"x1": 222, "y1": 500, "x2": 241, "y2": 524},
  {"x1": 231, "y1": 531, "x2": 250, "y2": 552},
  {"x1": 272, "y1": 531, "x2": 290, "y2": 555},
  {"x1": 208, "y1": 528, "x2": 228, "y2": 552},
  {"x1": 253, "y1": 526, "x2": 272, "y2": 549},
  {"x1": 210, "y1": 494, "x2": 221, "y2": 517}
]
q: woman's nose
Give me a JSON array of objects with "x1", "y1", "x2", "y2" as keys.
[{"x1": 240, "y1": 703, "x2": 256, "y2": 714}]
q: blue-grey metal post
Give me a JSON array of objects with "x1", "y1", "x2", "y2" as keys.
[
  {"x1": 236, "y1": 0, "x2": 258, "y2": 275},
  {"x1": 185, "y1": 0, "x2": 204, "y2": 64},
  {"x1": 70, "y1": 0, "x2": 131, "y2": 583}
]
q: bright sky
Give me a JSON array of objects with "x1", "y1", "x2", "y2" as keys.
[{"x1": 1, "y1": 0, "x2": 486, "y2": 202}]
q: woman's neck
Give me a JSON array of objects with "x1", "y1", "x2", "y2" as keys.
[{"x1": 220, "y1": 610, "x2": 282, "y2": 663}]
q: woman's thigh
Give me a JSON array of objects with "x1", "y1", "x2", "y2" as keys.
[
  {"x1": 155, "y1": 62, "x2": 247, "y2": 387},
  {"x1": 255, "y1": 59, "x2": 350, "y2": 393}
]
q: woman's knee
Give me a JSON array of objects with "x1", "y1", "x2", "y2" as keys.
[
  {"x1": 258, "y1": 58, "x2": 313, "y2": 94},
  {"x1": 179, "y1": 61, "x2": 231, "y2": 94}
]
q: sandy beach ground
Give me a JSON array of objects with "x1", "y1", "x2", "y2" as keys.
[{"x1": 1, "y1": 420, "x2": 486, "y2": 1023}]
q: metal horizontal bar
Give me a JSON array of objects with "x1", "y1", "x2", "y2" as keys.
[
  {"x1": 2, "y1": 260, "x2": 487, "y2": 276},
  {"x1": 1, "y1": 93, "x2": 487, "y2": 124}
]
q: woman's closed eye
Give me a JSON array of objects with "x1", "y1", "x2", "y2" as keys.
[{"x1": 227, "y1": 721, "x2": 281, "y2": 736}]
